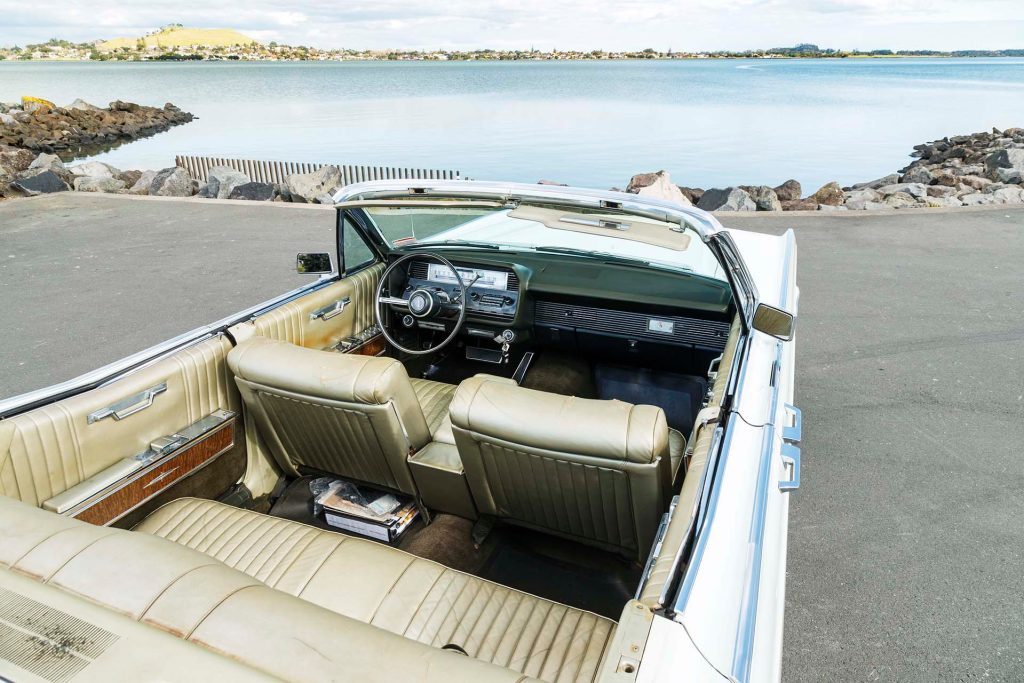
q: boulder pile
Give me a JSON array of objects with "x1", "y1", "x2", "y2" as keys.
[
  {"x1": 0, "y1": 98, "x2": 194, "y2": 157},
  {"x1": 0, "y1": 147, "x2": 345, "y2": 204},
  {"x1": 624, "y1": 127, "x2": 1024, "y2": 211}
]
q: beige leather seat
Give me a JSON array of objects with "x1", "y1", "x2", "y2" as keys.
[
  {"x1": 227, "y1": 336, "x2": 456, "y2": 495},
  {"x1": 137, "y1": 497, "x2": 616, "y2": 682},
  {"x1": 449, "y1": 376, "x2": 679, "y2": 561},
  {"x1": 0, "y1": 495, "x2": 526, "y2": 683},
  {"x1": 0, "y1": 495, "x2": 615, "y2": 682}
]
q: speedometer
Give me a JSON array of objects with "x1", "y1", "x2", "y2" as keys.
[{"x1": 426, "y1": 263, "x2": 509, "y2": 290}]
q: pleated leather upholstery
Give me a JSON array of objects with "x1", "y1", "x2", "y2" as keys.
[
  {"x1": 229, "y1": 264, "x2": 384, "y2": 350},
  {"x1": 137, "y1": 497, "x2": 616, "y2": 683},
  {"x1": 411, "y1": 378, "x2": 458, "y2": 435},
  {"x1": 228, "y1": 337, "x2": 456, "y2": 494},
  {"x1": 0, "y1": 495, "x2": 528, "y2": 682},
  {"x1": 449, "y1": 376, "x2": 673, "y2": 560},
  {"x1": 0, "y1": 336, "x2": 237, "y2": 507}
]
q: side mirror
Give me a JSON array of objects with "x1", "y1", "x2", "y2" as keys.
[
  {"x1": 296, "y1": 252, "x2": 333, "y2": 274},
  {"x1": 752, "y1": 303, "x2": 796, "y2": 341}
]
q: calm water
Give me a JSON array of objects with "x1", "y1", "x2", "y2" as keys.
[{"x1": 1, "y1": 59, "x2": 1023, "y2": 190}]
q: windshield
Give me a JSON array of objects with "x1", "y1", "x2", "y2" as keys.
[{"x1": 362, "y1": 204, "x2": 726, "y2": 281}]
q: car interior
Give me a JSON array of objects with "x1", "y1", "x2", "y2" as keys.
[{"x1": 0, "y1": 201, "x2": 744, "y2": 682}]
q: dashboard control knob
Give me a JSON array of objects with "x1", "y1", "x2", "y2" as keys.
[
  {"x1": 502, "y1": 296, "x2": 514, "y2": 306},
  {"x1": 401, "y1": 314, "x2": 415, "y2": 328},
  {"x1": 501, "y1": 329, "x2": 516, "y2": 343},
  {"x1": 470, "y1": 292, "x2": 480, "y2": 301}
]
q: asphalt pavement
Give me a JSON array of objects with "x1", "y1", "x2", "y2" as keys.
[{"x1": 1, "y1": 193, "x2": 1022, "y2": 680}]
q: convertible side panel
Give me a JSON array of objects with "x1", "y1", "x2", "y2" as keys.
[
  {"x1": 0, "y1": 335, "x2": 242, "y2": 517},
  {"x1": 229, "y1": 264, "x2": 383, "y2": 350}
]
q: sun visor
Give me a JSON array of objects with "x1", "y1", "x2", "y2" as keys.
[{"x1": 508, "y1": 205, "x2": 691, "y2": 251}]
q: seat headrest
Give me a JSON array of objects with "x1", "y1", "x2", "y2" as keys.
[
  {"x1": 227, "y1": 337, "x2": 411, "y2": 405},
  {"x1": 449, "y1": 376, "x2": 669, "y2": 464}
]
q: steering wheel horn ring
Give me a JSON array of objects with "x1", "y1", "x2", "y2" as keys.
[{"x1": 375, "y1": 253, "x2": 468, "y2": 356}]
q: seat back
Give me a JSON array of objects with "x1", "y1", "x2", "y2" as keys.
[
  {"x1": 450, "y1": 376, "x2": 672, "y2": 559},
  {"x1": 227, "y1": 337, "x2": 430, "y2": 494}
]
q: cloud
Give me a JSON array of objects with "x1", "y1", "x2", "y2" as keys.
[{"x1": 0, "y1": 0, "x2": 1020, "y2": 50}]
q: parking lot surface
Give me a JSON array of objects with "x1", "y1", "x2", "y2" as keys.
[{"x1": 2, "y1": 194, "x2": 1022, "y2": 680}]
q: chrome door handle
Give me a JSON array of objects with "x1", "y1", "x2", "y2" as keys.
[
  {"x1": 782, "y1": 404, "x2": 801, "y2": 444},
  {"x1": 310, "y1": 297, "x2": 351, "y2": 321},
  {"x1": 88, "y1": 382, "x2": 167, "y2": 423},
  {"x1": 779, "y1": 442, "x2": 801, "y2": 492}
]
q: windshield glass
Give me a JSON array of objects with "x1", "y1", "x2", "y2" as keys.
[{"x1": 362, "y1": 204, "x2": 726, "y2": 281}]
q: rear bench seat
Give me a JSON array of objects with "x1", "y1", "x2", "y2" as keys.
[{"x1": 0, "y1": 495, "x2": 616, "y2": 683}]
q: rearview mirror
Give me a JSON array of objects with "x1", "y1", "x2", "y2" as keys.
[
  {"x1": 752, "y1": 303, "x2": 796, "y2": 341},
  {"x1": 296, "y1": 252, "x2": 333, "y2": 274}
]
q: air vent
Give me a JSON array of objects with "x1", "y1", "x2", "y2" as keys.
[
  {"x1": 535, "y1": 300, "x2": 729, "y2": 350},
  {"x1": 0, "y1": 587, "x2": 119, "y2": 682},
  {"x1": 409, "y1": 261, "x2": 519, "y2": 291}
]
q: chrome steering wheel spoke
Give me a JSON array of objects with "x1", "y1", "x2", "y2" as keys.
[{"x1": 374, "y1": 253, "x2": 468, "y2": 356}]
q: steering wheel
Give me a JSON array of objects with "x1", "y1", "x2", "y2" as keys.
[{"x1": 375, "y1": 253, "x2": 468, "y2": 356}]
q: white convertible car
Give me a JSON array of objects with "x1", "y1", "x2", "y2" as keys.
[{"x1": 0, "y1": 181, "x2": 799, "y2": 682}]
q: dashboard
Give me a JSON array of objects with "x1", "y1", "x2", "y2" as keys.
[
  {"x1": 406, "y1": 260, "x2": 520, "y2": 323},
  {"x1": 390, "y1": 250, "x2": 734, "y2": 358}
]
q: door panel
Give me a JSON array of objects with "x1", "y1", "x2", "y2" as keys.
[
  {"x1": 229, "y1": 264, "x2": 383, "y2": 350},
  {"x1": 0, "y1": 335, "x2": 239, "y2": 511}
]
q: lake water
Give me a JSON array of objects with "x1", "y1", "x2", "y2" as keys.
[{"x1": 2, "y1": 59, "x2": 1023, "y2": 190}]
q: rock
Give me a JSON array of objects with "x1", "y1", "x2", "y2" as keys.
[
  {"x1": 28, "y1": 153, "x2": 65, "y2": 174},
  {"x1": 930, "y1": 169, "x2": 960, "y2": 187},
  {"x1": 900, "y1": 165, "x2": 934, "y2": 185},
  {"x1": 845, "y1": 188, "x2": 882, "y2": 204},
  {"x1": 995, "y1": 167, "x2": 1023, "y2": 184},
  {"x1": 696, "y1": 187, "x2": 756, "y2": 212},
  {"x1": 0, "y1": 113, "x2": 14, "y2": 126},
  {"x1": 228, "y1": 181, "x2": 278, "y2": 201},
  {"x1": 284, "y1": 165, "x2": 342, "y2": 203},
  {"x1": 876, "y1": 183, "x2": 928, "y2": 199},
  {"x1": 817, "y1": 204, "x2": 848, "y2": 212},
  {"x1": 149, "y1": 167, "x2": 194, "y2": 197},
  {"x1": 926, "y1": 186, "x2": 957, "y2": 198},
  {"x1": 677, "y1": 187, "x2": 704, "y2": 204},
  {"x1": 625, "y1": 171, "x2": 691, "y2": 206},
  {"x1": 69, "y1": 161, "x2": 121, "y2": 179},
  {"x1": 991, "y1": 187, "x2": 1024, "y2": 204},
  {"x1": 850, "y1": 174, "x2": 900, "y2": 190},
  {"x1": 117, "y1": 170, "x2": 143, "y2": 187},
  {"x1": 0, "y1": 145, "x2": 35, "y2": 175},
  {"x1": 959, "y1": 193, "x2": 993, "y2": 206},
  {"x1": 924, "y1": 196, "x2": 962, "y2": 208},
  {"x1": 884, "y1": 192, "x2": 919, "y2": 209},
  {"x1": 959, "y1": 175, "x2": 993, "y2": 191},
  {"x1": 810, "y1": 181, "x2": 844, "y2": 206},
  {"x1": 984, "y1": 149, "x2": 1024, "y2": 179},
  {"x1": 862, "y1": 202, "x2": 890, "y2": 211},
  {"x1": 73, "y1": 176, "x2": 126, "y2": 193},
  {"x1": 772, "y1": 179, "x2": 802, "y2": 201},
  {"x1": 129, "y1": 169, "x2": 157, "y2": 195},
  {"x1": 21, "y1": 96, "x2": 55, "y2": 114},
  {"x1": 11, "y1": 170, "x2": 69, "y2": 195},
  {"x1": 741, "y1": 185, "x2": 782, "y2": 211},
  {"x1": 781, "y1": 198, "x2": 818, "y2": 211},
  {"x1": 66, "y1": 98, "x2": 102, "y2": 112},
  {"x1": 199, "y1": 165, "x2": 250, "y2": 199}
]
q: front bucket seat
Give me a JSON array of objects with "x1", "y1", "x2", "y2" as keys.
[{"x1": 227, "y1": 336, "x2": 455, "y2": 495}]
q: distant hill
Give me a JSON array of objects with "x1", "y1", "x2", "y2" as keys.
[{"x1": 99, "y1": 26, "x2": 258, "y2": 51}]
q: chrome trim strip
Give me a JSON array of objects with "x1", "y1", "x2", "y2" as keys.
[
  {"x1": 331, "y1": 180, "x2": 724, "y2": 239},
  {"x1": 0, "y1": 277, "x2": 338, "y2": 418}
]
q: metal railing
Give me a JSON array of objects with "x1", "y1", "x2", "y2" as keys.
[{"x1": 174, "y1": 155, "x2": 461, "y2": 186}]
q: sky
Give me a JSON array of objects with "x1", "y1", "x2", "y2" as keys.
[{"x1": 1, "y1": 0, "x2": 1021, "y2": 52}]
